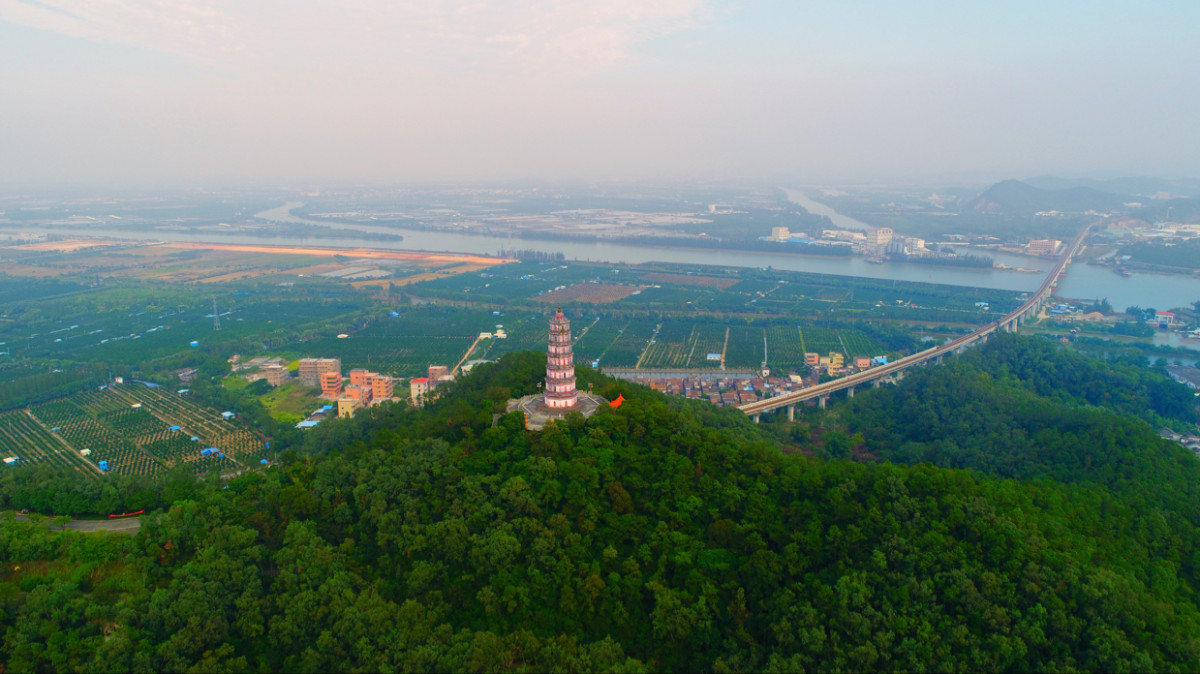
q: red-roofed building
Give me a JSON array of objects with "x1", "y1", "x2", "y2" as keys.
[{"x1": 410, "y1": 377, "x2": 429, "y2": 406}]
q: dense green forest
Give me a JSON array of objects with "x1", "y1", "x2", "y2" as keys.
[{"x1": 2, "y1": 337, "x2": 1200, "y2": 671}]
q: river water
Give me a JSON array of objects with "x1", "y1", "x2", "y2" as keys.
[
  {"x1": 785, "y1": 188, "x2": 1200, "y2": 311},
  {"x1": 6, "y1": 193, "x2": 1200, "y2": 309},
  {"x1": 5, "y1": 207, "x2": 1046, "y2": 292}
]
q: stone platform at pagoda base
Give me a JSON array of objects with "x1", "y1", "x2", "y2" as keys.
[{"x1": 505, "y1": 391, "x2": 608, "y2": 430}]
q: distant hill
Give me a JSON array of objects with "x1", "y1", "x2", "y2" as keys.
[
  {"x1": 1025, "y1": 175, "x2": 1200, "y2": 199},
  {"x1": 972, "y1": 179, "x2": 1127, "y2": 215},
  {"x1": 1131, "y1": 197, "x2": 1200, "y2": 224}
]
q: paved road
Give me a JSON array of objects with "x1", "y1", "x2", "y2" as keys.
[{"x1": 7, "y1": 512, "x2": 142, "y2": 535}]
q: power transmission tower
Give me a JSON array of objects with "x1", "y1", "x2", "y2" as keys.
[{"x1": 212, "y1": 297, "x2": 221, "y2": 331}]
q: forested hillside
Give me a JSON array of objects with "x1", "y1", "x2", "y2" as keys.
[{"x1": 3, "y1": 339, "x2": 1200, "y2": 671}]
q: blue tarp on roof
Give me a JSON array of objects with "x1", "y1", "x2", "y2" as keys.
[{"x1": 296, "y1": 420, "x2": 321, "y2": 429}]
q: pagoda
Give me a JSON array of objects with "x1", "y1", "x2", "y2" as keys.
[
  {"x1": 544, "y1": 307, "x2": 578, "y2": 409},
  {"x1": 506, "y1": 307, "x2": 606, "y2": 429}
]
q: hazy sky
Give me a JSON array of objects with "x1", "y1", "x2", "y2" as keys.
[{"x1": 2, "y1": 1, "x2": 1198, "y2": 188}]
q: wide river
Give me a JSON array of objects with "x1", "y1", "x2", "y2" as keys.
[
  {"x1": 785, "y1": 189, "x2": 1200, "y2": 312},
  {"x1": 7, "y1": 191, "x2": 1200, "y2": 310}
]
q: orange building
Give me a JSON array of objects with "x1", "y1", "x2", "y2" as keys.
[
  {"x1": 349, "y1": 369, "x2": 379, "y2": 386},
  {"x1": 320, "y1": 371, "x2": 343, "y2": 396},
  {"x1": 371, "y1": 375, "x2": 394, "y2": 400},
  {"x1": 343, "y1": 383, "x2": 371, "y2": 405}
]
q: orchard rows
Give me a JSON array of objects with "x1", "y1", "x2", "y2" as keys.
[{"x1": 0, "y1": 385, "x2": 265, "y2": 478}]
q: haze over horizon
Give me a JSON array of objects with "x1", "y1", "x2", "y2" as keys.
[{"x1": 2, "y1": 0, "x2": 1198, "y2": 189}]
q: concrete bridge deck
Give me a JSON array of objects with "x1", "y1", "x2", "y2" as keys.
[{"x1": 739, "y1": 225, "x2": 1090, "y2": 420}]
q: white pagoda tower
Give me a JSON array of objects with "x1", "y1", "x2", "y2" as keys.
[
  {"x1": 544, "y1": 307, "x2": 578, "y2": 409},
  {"x1": 505, "y1": 307, "x2": 607, "y2": 429}
]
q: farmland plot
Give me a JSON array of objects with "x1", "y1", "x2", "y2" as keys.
[
  {"x1": 108, "y1": 385, "x2": 265, "y2": 466},
  {"x1": 98, "y1": 407, "x2": 165, "y2": 437},
  {"x1": 728, "y1": 279, "x2": 782, "y2": 295},
  {"x1": 17, "y1": 385, "x2": 264, "y2": 477},
  {"x1": 0, "y1": 410, "x2": 98, "y2": 475},
  {"x1": 289, "y1": 335, "x2": 475, "y2": 376},
  {"x1": 594, "y1": 319, "x2": 658, "y2": 368},
  {"x1": 723, "y1": 326, "x2": 765, "y2": 369},
  {"x1": 29, "y1": 399, "x2": 149, "y2": 474},
  {"x1": 571, "y1": 318, "x2": 621, "y2": 364},
  {"x1": 839, "y1": 329, "x2": 886, "y2": 358},
  {"x1": 477, "y1": 312, "x2": 550, "y2": 360},
  {"x1": 765, "y1": 326, "x2": 808, "y2": 373},
  {"x1": 798, "y1": 326, "x2": 842, "y2": 356},
  {"x1": 639, "y1": 322, "x2": 698, "y2": 369},
  {"x1": 685, "y1": 324, "x2": 728, "y2": 369}
]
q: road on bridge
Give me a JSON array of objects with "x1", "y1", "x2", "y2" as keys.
[{"x1": 739, "y1": 224, "x2": 1092, "y2": 418}]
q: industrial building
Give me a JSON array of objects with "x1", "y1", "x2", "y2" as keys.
[{"x1": 1026, "y1": 239, "x2": 1062, "y2": 256}]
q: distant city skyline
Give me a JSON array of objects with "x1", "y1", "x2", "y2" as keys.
[{"x1": 1, "y1": 1, "x2": 1198, "y2": 188}]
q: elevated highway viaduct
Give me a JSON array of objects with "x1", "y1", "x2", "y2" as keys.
[{"x1": 739, "y1": 225, "x2": 1092, "y2": 421}]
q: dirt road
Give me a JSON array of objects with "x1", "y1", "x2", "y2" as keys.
[{"x1": 8, "y1": 512, "x2": 143, "y2": 535}]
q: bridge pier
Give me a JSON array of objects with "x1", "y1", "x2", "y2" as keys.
[
  {"x1": 818, "y1": 395, "x2": 828, "y2": 409},
  {"x1": 787, "y1": 404, "x2": 795, "y2": 421},
  {"x1": 896, "y1": 371, "x2": 904, "y2": 381},
  {"x1": 847, "y1": 386, "x2": 855, "y2": 398},
  {"x1": 752, "y1": 414, "x2": 760, "y2": 424}
]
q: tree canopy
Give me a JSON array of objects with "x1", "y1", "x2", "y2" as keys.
[{"x1": 2, "y1": 336, "x2": 1200, "y2": 671}]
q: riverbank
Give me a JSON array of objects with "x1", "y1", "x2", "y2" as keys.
[{"x1": 0, "y1": 222, "x2": 1049, "y2": 292}]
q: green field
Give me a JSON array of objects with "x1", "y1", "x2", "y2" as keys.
[
  {"x1": 723, "y1": 326, "x2": 765, "y2": 369},
  {"x1": 590, "y1": 319, "x2": 659, "y2": 367},
  {"x1": 797, "y1": 326, "x2": 841, "y2": 356},
  {"x1": 252, "y1": 381, "x2": 324, "y2": 424},
  {"x1": 765, "y1": 325, "x2": 806, "y2": 372}
]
